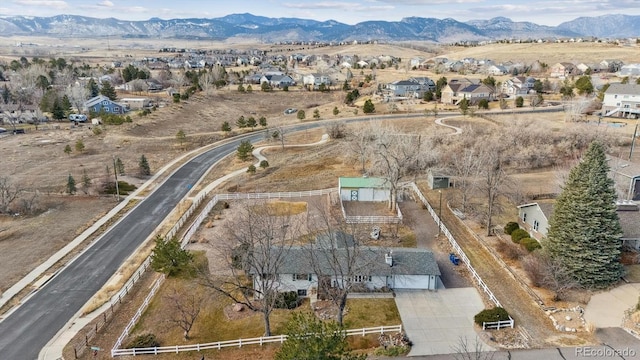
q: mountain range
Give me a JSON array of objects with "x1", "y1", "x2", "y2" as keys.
[{"x1": 0, "y1": 13, "x2": 638, "y2": 43}]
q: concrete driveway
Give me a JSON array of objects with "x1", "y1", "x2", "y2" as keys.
[
  {"x1": 584, "y1": 283, "x2": 640, "y2": 328},
  {"x1": 394, "y1": 288, "x2": 488, "y2": 356}
]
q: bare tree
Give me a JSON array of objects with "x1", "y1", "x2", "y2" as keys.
[
  {"x1": 448, "y1": 147, "x2": 481, "y2": 213},
  {"x1": 563, "y1": 97, "x2": 591, "y2": 122},
  {"x1": 347, "y1": 123, "x2": 374, "y2": 174},
  {"x1": 66, "y1": 84, "x2": 89, "y2": 114},
  {"x1": 451, "y1": 336, "x2": 496, "y2": 360},
  {"x1": 478, "y1": 143, "x2": 510, "y2": 236},
  {"x1": 198, "y1": 70, "x2": 216, "y2": 96},
  {"x1": 163, "y1": 285, "x2": 208, "y2": 340},
  {"x1": 200, "y1": 201, "x2": 301, "y2": 336},
  {"x1": 522, "y1": 252, "x2": 579, "y2": 301},
  {"x1": 0, "y1": 177, "x2": 22, "y2": 213},
  {"x1": 371, "y1": 125, "x2": 433, "y2": 211}
]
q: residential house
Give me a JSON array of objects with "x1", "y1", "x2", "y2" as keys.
[
  {"x1": 601, "y1": 83, "x2": 640, "y2": 119},
  {"x1": 119, "y1": 97, "x2": 151, "y2": 110},
  {"x1": 251, "y1": 243, "x2": 441, "y2": 298},
  {"x1": 549, "y1": 62, "x2": 579, "y2": 78},
  {"x1": 302, "y1": 73, "x2": 331, "y2": 90},
  {"x1": 517, "y1": 200, "x2": 640, "y2": 249},
  {"x1": 608, "y1": 155, "x2": 640, "y2": 201},
  {"x1": 600, "y1": 59, "x2": 624, "y2": 73},
  {"x1": 486, "y1": 65, "x2": 508, "y2": 76},
  {"x1": 339, "y1": 177, "x2": 389, "y2": 202},
  {"x1": 501, "y1": 76, "x2": 536, "y2": 96},
  {"x1": 517, "y1": 201, "x2": 554, "y2": 242},
  {"x1": 83, "y1": 95, "x2": 128, "y2": 115},
  {"x1": 260, "y1": 74, "x2": 296, "y2": 88},
  {"x1": 440, "y1": 79, "x2": 495, "y2": 105},
  {"x1": 576, "y1": 63, "x2": 591, "y2": 74},
  {"x1": 618, "y1": 64, "x2": 640, "y2": 78},
  {"x1": 385, "y1": 77, "x2": 435, "y2": 98}
]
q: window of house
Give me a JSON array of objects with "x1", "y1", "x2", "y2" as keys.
[
  {"x1": 297, "y1": 289, "x2": 307, "y2": 296},
  {"x1": 522, "y1": 213, "x2": 527, "y2": 222},
  {"x1": 293, "y1": 274, "x2": 311, "y2": 281},
  {"x1": 114, "y1": 107, "x2": 120, "y2": 112},
  {"x1": 352, "y1": 275, "x2": 372, "y2": 283},
  {"x1": 533, "y1": 220, "x2": 539, "y2": 231},
  {"x1": 102, "y1": 100, "x2": 109, "y2": 105}
]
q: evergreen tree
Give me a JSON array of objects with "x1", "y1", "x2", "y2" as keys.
[
  {"x1": 236, "y1": 115, "x2": 247, "y2": 128},
  {"x1": 275, "y1": 313, "x2": 364, "y2": 360},
  {"x1": 362, "y1": 99, "x2": 375, "y2": 114},
  {"x1": 100, "y1": 80, "x2": 117, "y2": 100},
  {"x1": 176, "y1": 129, "x2": 186, "y2": 149},
  {"x1": 139, "y1": 154, "x2": 151, "y2": 176},
  {"x1": 81, "y1": 169, "x2": 91, "y2": 194},
  {"x1": 52, "y1": 97, "x2": 66, "y2": 120},
  {"x1": 259, "y1": 116, "x2": 267, "y2": 127},
  {"x1": 459, "y1": 97, "x2": 470, "y2": 115},
  {"x1": 545, "y1": 142, "x2": 623, "y2": 289},
  {"x1": 246, "y1": 116, "x2": 257, "y2": 129},
  {"x1": 2, "y1": 84, "x2": 10, "y2": 104},
  {"x1": 150, "y1": 235, "x2": 193, "y2": 277},
  {"x1": 66, "y1": 174, "x2": 76, "y2": 195},
  {"x1": 236, "y1": 140, "x2": 254, "y2": 161},
  {"x1": 115, "y1": 157, "x2": 125, "y2": 175},
  {"x1": 87, "y1": 78, "x2": 99, "y2": 97},
  {"x1": 61, "y1": 94, "x2": 72, "y2": 114},
  {"x1": 515, "y1": 96, "x2": 524, "y2": 108},
  {"x1": 221, "y1": 121, "x2": 231, "y2": 133},
  {"x1": 75, "y1": 139, "x2": 85, "y2": 153},
  {"x1": 63, "y1": 144, "x2": 72, "y2": 156}
]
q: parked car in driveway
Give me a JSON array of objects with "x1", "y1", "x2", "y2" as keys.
[{"x1": 284, "y1": 108, "x2": 298, "y2": 115}]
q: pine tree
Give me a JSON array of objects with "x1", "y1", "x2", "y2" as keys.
[
  {"x1": 66, "y1": 174, "x2": 76, "y2": 195},
  {"x1": 63, "y1": 144, "x2": 72, "y2": 156},
  {"x1": 75, "y1": 139, "x2": 85, "y2": 153},
  {"x1": 115, "y1": 157, "x2": 125, "y2": 175},
  {"x1": 87, "y1": 78, "x2": 99, "y2": 98},
  {"x1": 545, "y1": 142, "x2": 623, "y2": 288},
  {"x1": 221, "y1": 121, "x2": 231, "y2": 133},
  {"x1": 139, "y1": 155, "x2": 151, "y2": 176},
  {"x1": 363, "y1": 99, "x2": 375, "y2": 114},
  {"x1": 236, "y1": 140, "x2": 254, "y2": 161},
  {"x1": 52, "y1": 97, "x2": 66, "y2": 120},
  {"x1": 81, "y1": 170, "x2": 91, "y2": 194},
  {"x1": 100, "y1": 81, "x2": 117, "y2": 101}
]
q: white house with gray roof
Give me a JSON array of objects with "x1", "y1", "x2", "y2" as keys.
[
  {"x1": 602, "y1": 83, "x2": 640, "y2": 119},
  {"x1": 251, "y1": 245, "x2": 441, "y2": 298}
]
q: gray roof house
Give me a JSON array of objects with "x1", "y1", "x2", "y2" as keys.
[
  {"x1": 602, "y1": 83, "x2": 640, "y2": 119},
  {"x1": 608, "y1": 155, "x2": 640, "y2": 201},
  {"x1": 250, "y1": 245, "x2": 441, "y2": 298},
  {"x1": 517, "y1": 200, "x2": 640, "y2": 249},
  {"x1": 83, "y1": 95, "x2": 128, "y2": 115}
]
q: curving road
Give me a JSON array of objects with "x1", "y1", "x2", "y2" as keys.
[{"x1": 0, "y1": 108, "x2": 563, "y2": 359}]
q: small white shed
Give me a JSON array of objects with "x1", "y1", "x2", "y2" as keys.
[{"x1": 339, "y1": 177, "x2": 389, "y2": 202}]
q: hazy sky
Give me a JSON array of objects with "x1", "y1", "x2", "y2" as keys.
[{"x1": 1, "y1": 0, "x2": 639, "y2": 26}]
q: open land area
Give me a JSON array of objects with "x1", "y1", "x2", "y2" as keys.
[{"x1": 1, "y1": 38, "x2": 640, "y2": 359}]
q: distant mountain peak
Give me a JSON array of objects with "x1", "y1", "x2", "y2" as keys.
[{"x1": 0, "y1": 13, "x2": 637, "y2": 42}]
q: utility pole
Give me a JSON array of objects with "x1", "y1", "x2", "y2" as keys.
[
  {"x1": 437, "y1": 190, "x2": 442, "y2": 236},
  {"x1": 113, "y1": 156, "x2": 120, "y2": 201},
  {"x1": 629, "y1": 122, "x2": 639, "y2": 160}
]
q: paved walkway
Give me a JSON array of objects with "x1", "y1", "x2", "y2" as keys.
[
  {"x1": 584, "y1": 283, "x2": 640, "y2": 328},
  {"x1": 394, "y1": 288, "x2": 487, "y2": 356}
]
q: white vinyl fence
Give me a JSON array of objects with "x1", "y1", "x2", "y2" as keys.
[
  {"x1": 408, "y1": 183, "x2": 514, "y2": 329},
  {"x1": 112, "y1": 325, "x2": 402, "y2": 356}
]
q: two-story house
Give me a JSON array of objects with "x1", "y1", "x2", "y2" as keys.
[
  {"x1": 302, "y1": 73, "x2": 331, "y2": 90},
  {"x1": 83, "y1": 95, "x2": 128, "y2": 115},
  {"x1": 549, "y1": 62, "x2": 579, "y2": 78},
  {"x1": 601, "y1": 83, "x2": 640, "y2": 119},
  {"x1": 501, "y1": 76, "x2": 536, "y2": 96},
  {"x1": 440, "y1": 79, "x2": 495, "y2": 105},
  {"x1": 385, "y1": 77, "x2": 436, "y2": 98}
]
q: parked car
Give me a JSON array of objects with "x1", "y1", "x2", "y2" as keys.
[
  {"x1": 12, "y1": 129, "x2": 25, "y2": 134},
  {"x1": 0, "y1": 127, "x2": 6, "y2": 133},
  {"x1": 284, "y1": 108, "x2": 298, "y2": 115},
  {"x1": 69, "y1": 114, "x2": 88, "y2": 122}
]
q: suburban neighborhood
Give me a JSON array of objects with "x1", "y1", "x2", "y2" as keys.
[{"x1": 1, "y1": 5, "x2": 640, "y2": 360}]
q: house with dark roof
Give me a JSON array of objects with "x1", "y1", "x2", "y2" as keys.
[
  {"x1": 602, "y1": 83, "x2": 640, "y2": 119},
  {"x1": 516, "y1": 200, "x2": 640, "y2": 249},
  {"x1": 441, "y1": 79, "x2": 495, "y2": 105},
  {"x1": 385, "y1": 77, "x2": 435, "y2": 98},
  {"x1": 83, "y1": 95, "x2": 128, "y2": 115},
  {"x1": 517, "y1": 201, "x2": 554, "y2": 242},
  {"x1": 250, "y1": 245, "x2": 441, "y2": 298},
  {"x1": 608, "y1": 155, "x2": 640, "y2": 201}
]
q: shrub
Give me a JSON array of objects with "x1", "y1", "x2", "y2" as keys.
[
  {"x1": 247, "y1": 164, "x2": 256, "y2": 173},
  {"x1": 126, "y1": 333, "x2": 160, "y2": 348},
  {"x1": 520, "y1": 237, "x2": 542, "y2": 252},
  {"x1": 496, "y1": 240, "x2": 526, "y2": 260},
  {"x1": 504, "y1": 221, "x2": 520, "y2": 235},
  {"x1": 274, "y1": 291, "x2": 301, "y2": 309},
  {"x1": 510, "y1": 229, "x2": 529, "y2": 243},
  {"x1": 474, "y1": 307, "x2": 510, "y2": 326}
]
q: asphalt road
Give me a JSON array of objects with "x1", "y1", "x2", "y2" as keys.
[
  {"x1": 0, "y1": 109, "x2": 565, "y2": 359},
  {"x1": 0, "y1": 131, "x2": 267, "y2": 359}
]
